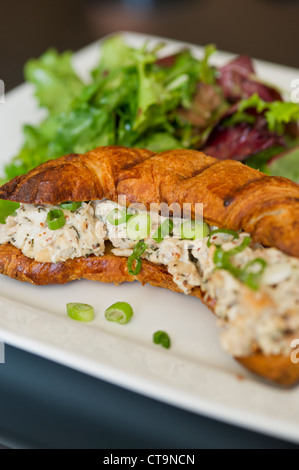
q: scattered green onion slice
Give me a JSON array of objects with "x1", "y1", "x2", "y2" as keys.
[
  {"x1": 180, "y1": 220, "x2": 210, "y2": 240},
  {"x1": 207, "y1": 228, "x2": 239, "y2": 247},
  {"x1": 107, "y1": 208, "x2": 127, "y2": 226},
  {"x1": 66, "y1": 302, "x2": 95, "y2": 322},
  {"x1": 127, "y1": 241, "x2": 147, "y2": 275},
  {"x1": 242, "y1": 258, "x2": 267, "y2": 274},
  {"x1": 213, "y1": 236, "x2": 262, "y2": 288},
  {"x1": 214, "y1": 237, "x2": 267, "y2": 290},
  {"x1": 126, "y1": 213, "x2": 134, "y2": 222},
  {"x1": 127, "y1": 257, "x2": 143, "y2": 276},
  {"x1": 240, "y1": 258, "x2": 267, "y2": 290},
  {"x1": 214, "y1": 236, "x2": 251, "y2": 269},
  {"x1": 126, "y1": 213, "x2": 152, "y2": 240},
  {"x1": 132, "y1": 240, "x2": 148, "y2": 258},
  {"x1": 226, "y1": 236, "x2": 251, "y2": 257},
  {"x1": 153, "y1": 330, "x2": 171, "y2": 349},
  {"x1": 47, "y1": 209, "x2": 66, "y2": 230},
  {"x1": 105, "y1": 301, "x2": 134, "y2": 324},
  {"x1": 152, "y1": 218, "x2": 174, "y2": 243},
  {"x1": 60, "y1": 201, "x2": 82, "y2": 211}
]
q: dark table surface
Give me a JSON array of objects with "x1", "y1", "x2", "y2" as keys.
[
  {"x1": 0, "y1": 344, "x2": 298, "y2": 449},
  {"x1": 1, "y1": 0, "x2": 299, "y2": 450}
]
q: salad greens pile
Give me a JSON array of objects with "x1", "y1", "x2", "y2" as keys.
[
  {"x1": 4, "y1": 37, "x2": 215, "y2": 180},
  {"x1": 1, "y1": 35, "x2": 299, "y2": 223}
]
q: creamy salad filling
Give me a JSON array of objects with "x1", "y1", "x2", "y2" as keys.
[{"x1": 1, "y1": 199, "x2": 299, "y2": 357}]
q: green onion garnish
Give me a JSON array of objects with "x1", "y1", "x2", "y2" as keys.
[
  {"x1": 239, "y1": 258, "x2": 267, "y2": 290},
  {"x1": 153, "y1": 330, "x2": 171, "y2": 349},
  {"x1": 107, "y1": 208, "x2": 127, "y2": 226},
  {"x1": 66, "y1": 302, "x2": 95, "y2": 322},
  {"x1": 60, "y1": 201, "x2": 82, "y2": 211},
  {"x1": 127, "y1": 241, "x2": 147, "y2": 275},
  {"x1": 105, "y1": 301, "x2": 134, "y2": 324},
  {"x1": 214, "y1": 236, "x2": 251, "y2": 270},
  {"x1": 180, "y1": 220, "x2": 210, "y2": 241},
  {"x1": 225, "y1": 236, "x2": 251, "y2": 257},
  {"x1": 126, "y1": 213, "x2": 152, "y2": 240},
  {"x1": 207, "y1": 228, "x2": 239, "y2": 247},
  {"x1": 213, "y1": 236, "x2": 266, "y2": 290},
  {"x1": 152, "y1": 218, "x2": 174, "y2": 243},
  {"x1": 47, "y1": 209, "x2": 66, "y2": 230},
  {"x1": 127, "y1": 257, "x2": 143, "y2": 276},
  {"x1": 126, "y1": 213, "x2": 134, "y2": 222}
]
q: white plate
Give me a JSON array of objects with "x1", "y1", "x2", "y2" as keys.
[{"x1": 1, "y1": 32, "x2": 299, "y2": 444}]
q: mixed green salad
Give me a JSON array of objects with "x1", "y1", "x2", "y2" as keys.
[{"x1": 1, "y1": 35, "x2": 299, "y2": 223}]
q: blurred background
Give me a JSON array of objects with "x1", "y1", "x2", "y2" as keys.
[{"x1": 1, "y1": 0, "x2": 298, "y2": 92}]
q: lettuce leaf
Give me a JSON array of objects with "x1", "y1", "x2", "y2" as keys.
[
  {"x1": 198, "y1": 44, "x2": 217, "y2": 84},
  {"x1": 25, "y1": 49, "x2": 84, "y2": 114},
  {"x1": 0, "y1": 200, "x2": 19, "y2": 224},
  {"x1": 234, "y1": 93, "x2": 299, "y2": 133},
  {"x1": 268, "y1": 145, "x2": 299, "y2": 183}
]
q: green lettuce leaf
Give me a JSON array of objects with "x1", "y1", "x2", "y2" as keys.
[
  {"x1": 246, "y1": 146, "x2": 285, "y2": 173},
  {"x1": 0, "y1": 200, "x2": 19, "y2": 224},
  {"x1": 135, "y1": 132, "x2": 183, "y2": 152},
  {"x1": 268, "y1": 145, "x2": 299, "y2": 183},
  {"x1": 198, "y1": 44, "x2": 217, "y2": 84},
  {"x1": 234, "y1": 93, "x2": 299, "y2": 133},
  {"x1": 25, "y1": 49, "x2": 84, "y2": 114}
]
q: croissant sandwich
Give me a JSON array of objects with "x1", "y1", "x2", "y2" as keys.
[{"x1": 0, "y1": 146, "x2": 299, "y2": 385}]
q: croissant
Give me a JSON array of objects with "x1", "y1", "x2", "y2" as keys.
[
  {"x1": 0, "y1": 146, "x2": 299, "y2": 385},
  {"x1": 2, "y1": 146, "x2": 299, "y2": 256}
]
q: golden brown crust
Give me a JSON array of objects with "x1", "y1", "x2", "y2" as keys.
[
  {"x1": 1, "y1": 146, "x2": 299, "y2": 257},
  {"x1": 0, "y1": 146, "x2": 153, "y2": 205},
  {"x1": 0, "y1": 243, "x2": 204, "y2": 296},
  {"x1": 237, "y1": 354, "x2": 299, "y2": 387},
  {"x1": 0, "y1": 242, "x2": 297, "y2": 386}
]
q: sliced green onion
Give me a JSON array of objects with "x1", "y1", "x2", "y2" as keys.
[
  {"x1": 60, "y1": 201, "x2": 82, "y2": 211},
  {"x1": 47, "y1": 209, "x2": 66, "y2": 230},
  {"x1": 214, "y1": 236, "x2": 251, "y2": 269},
  {"x1": 242, "y1": 258, "x2": 267, "y2": 274},
  {"x1": 132, "y1": 240, "x2": 148, "y2": 258},
  {"x1": 180, "y1": 220, "x2": 210, "y2": 240},
  {"x1": 126, "y1": 213, "x2": 152, "y2": 240},
  {"x1": 213, "y1": 247, "x2": 229, "y2": 269},
  {"x1": 153, "y1": 330, "x2": 171, "y2": 349},
  {"x1": 212, "y1": 232, "x2": 265, "y2": 290},
  {"x1": 152, "y1": 218, "x2": 174, "y2": 243},
  {"x1": 107, "y1": 208, "x2": 127, "y2": 226},
  {"x1": 126, "y1": 213, "x2": 134, "y2": 222},
  {"x1": 127, "y1": 241, "x2": 147, "y2": 275},
  {"x1": 213, "y1": 236, "x2": 265, "y2": 290},
  {"x1": 105, "y1": 301, "x2": 133, "y2": 324},
  {"x1": 214, "y1": 250, "x2": 241, "y2": 278},
  {"x1": 207, "y1": 228, "x2": 239, "y2": 247},
  {"x1": 127, "y1": 257, "x2": 143, "y2": 276},
  {"x1": 239, "y1": 258, "x2": 267, "y2": 290},
  {"x1": 66, "y1": 303, "x2": 95, "y2": 322},
  {"x1": 226, "y1": 236, "x2": 251, "y2": 256}
]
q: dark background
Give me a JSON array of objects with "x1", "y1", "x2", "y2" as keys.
[{"x1": 1, "y1": 0, "x2": 299, "y2": 92}]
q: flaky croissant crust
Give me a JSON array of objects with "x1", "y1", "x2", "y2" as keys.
[{"x1": 1, "y1": 146, "x2": 299, "y2": 258}]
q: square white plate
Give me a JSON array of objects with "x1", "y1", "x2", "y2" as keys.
[{"x1": 1, "y1": 32, "x2": 299, "y2": 443}]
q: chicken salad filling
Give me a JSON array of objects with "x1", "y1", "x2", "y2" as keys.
[{"x1": 0, "y1": 199, "x2": 299, "y2": 357}]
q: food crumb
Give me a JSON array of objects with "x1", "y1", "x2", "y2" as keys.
[{"x1": 236, "y1": 373, "x2": 245, "y2": 381}]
